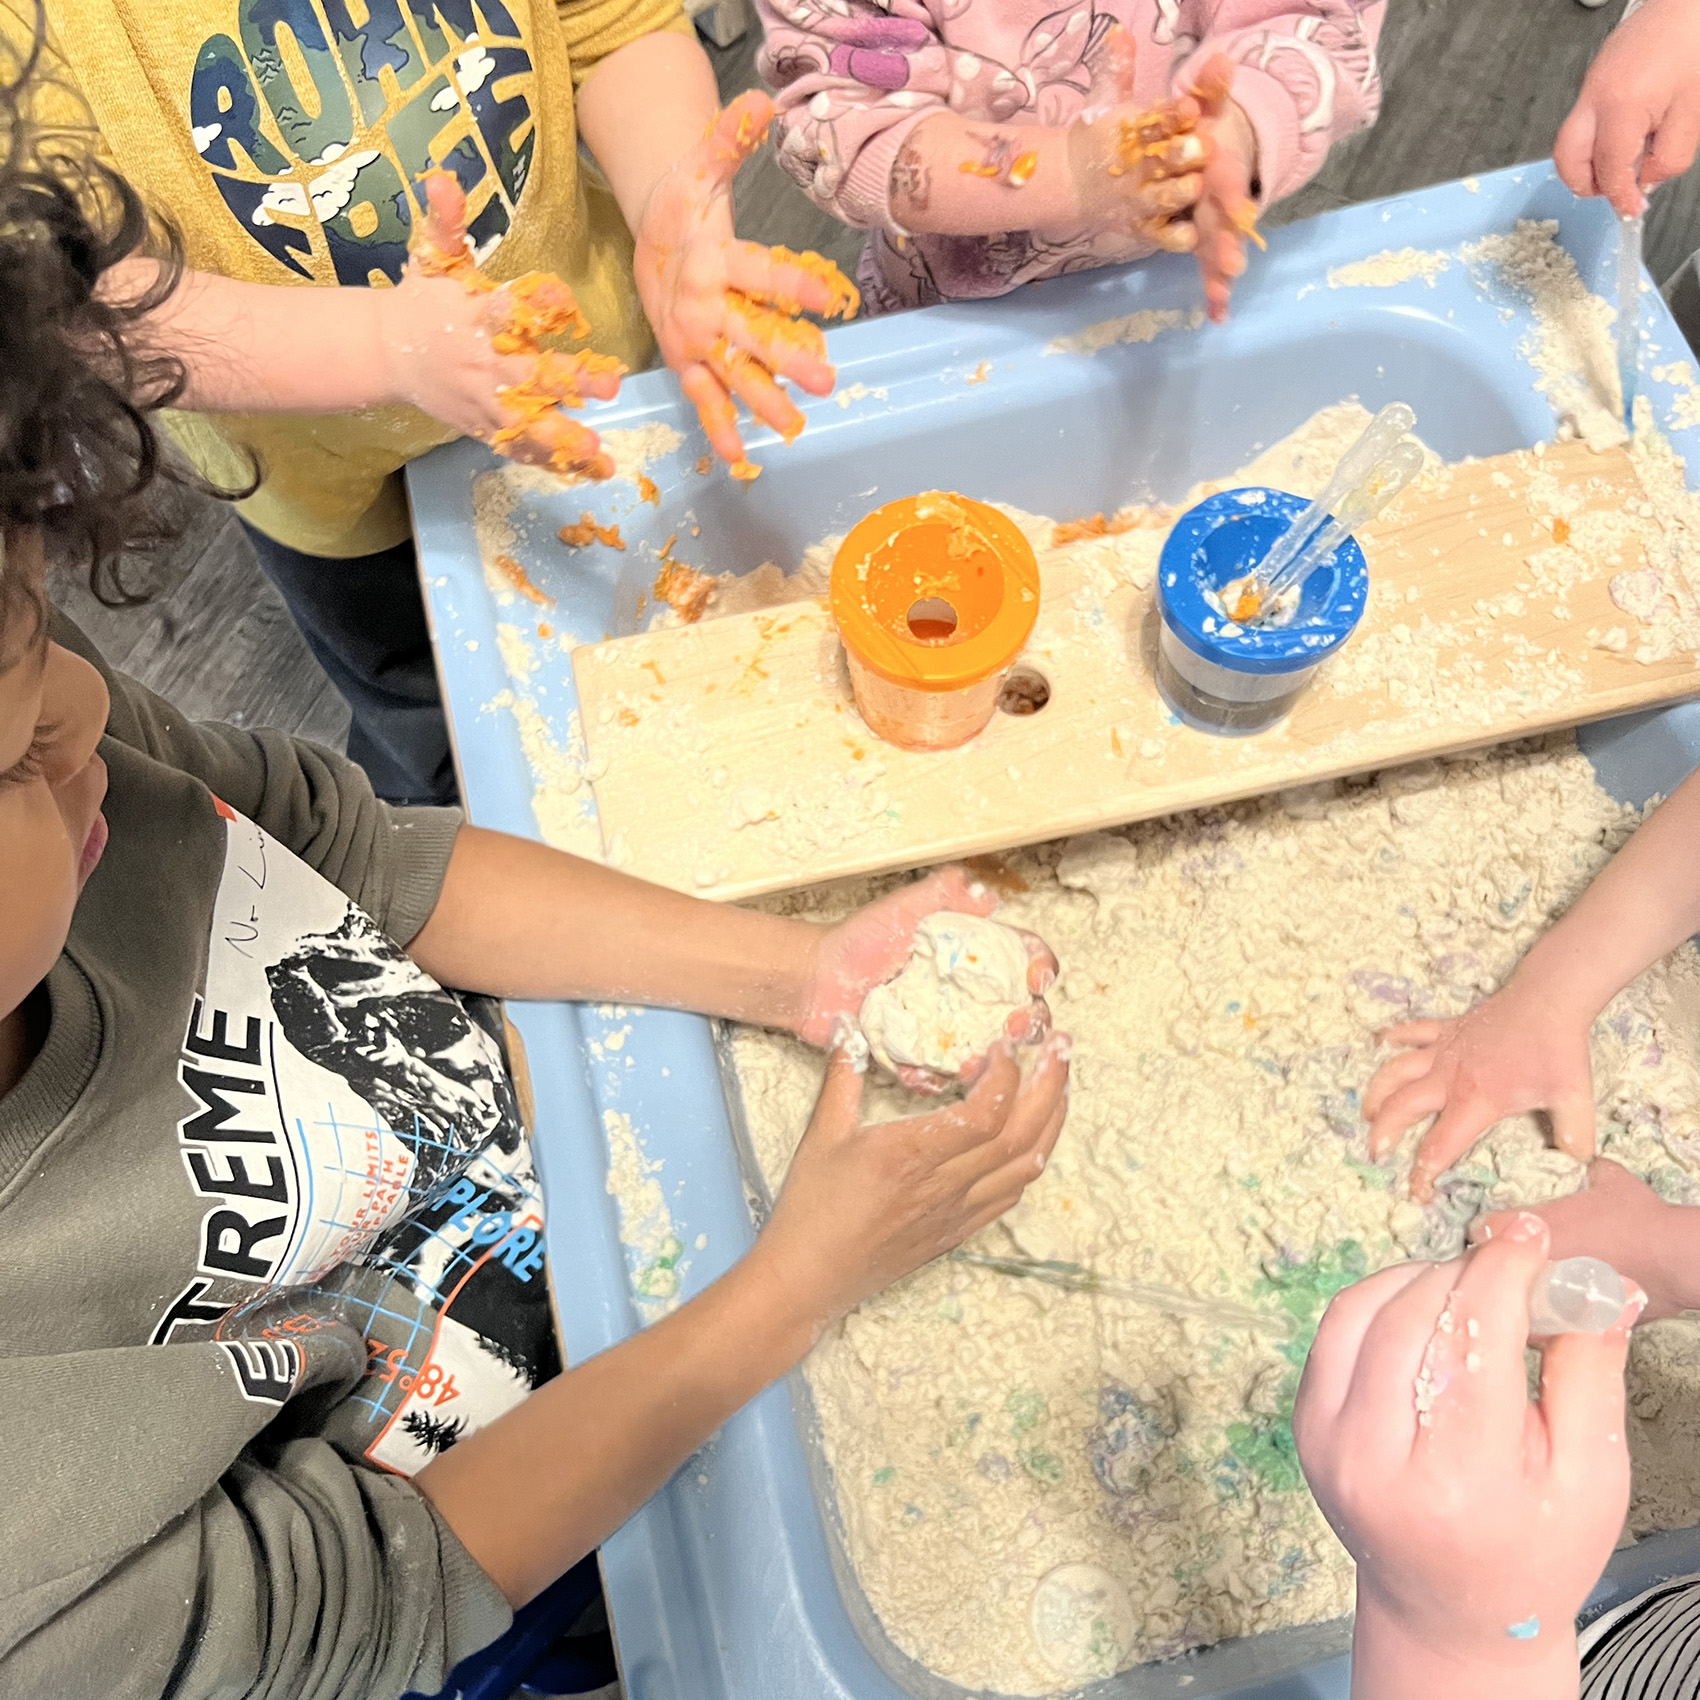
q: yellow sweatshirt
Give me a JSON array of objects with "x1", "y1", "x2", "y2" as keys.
[{"x1": 17, "y1": 0, "x2": 686, "y2": 557}]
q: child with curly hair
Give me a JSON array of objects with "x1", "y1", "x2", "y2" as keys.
[
  {"x1": 0, "y1": 20, "x2": 1068, "y2": 1696},
  {"x1": 756, "y1": 0, "x2": 1385, "y2": 320}
]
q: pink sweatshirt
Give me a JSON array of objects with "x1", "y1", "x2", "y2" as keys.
[{"x1": 756, "y1": 0, "x2": 1385, "y2": 311}]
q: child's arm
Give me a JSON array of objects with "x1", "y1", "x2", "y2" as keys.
[
  {"x1": 408, "y1": 829, "x2": 1055, "y2": 1068},
  {"x1": 1554, "y1": 0, "x2": 1700, "y2": 217},
  {"x1": 1294, "y1": 1219, "x2": 1641, "y2": 1700},
  {"x1": 118, "y1": 175, "x2": 620, "y2": 477},
  {"x1": 416, "y1": 1036, "x2": 1069, "y2": 1603},
  {"x1": 1364, "y1": 764, "x2": 1700, "y2": 1199}
]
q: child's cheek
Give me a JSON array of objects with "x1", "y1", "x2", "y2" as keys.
[{"x1": 0, "y1": 787, "x2": 81, "y2": 1013}]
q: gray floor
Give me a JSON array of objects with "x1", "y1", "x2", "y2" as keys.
[{"x1": 60, "y1": 0, "x2": 1700, "y2": 744}]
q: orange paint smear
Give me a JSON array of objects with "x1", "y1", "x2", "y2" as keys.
[
  {"x1": 963, "y1": 854, "x2": 1030, "y2": 896},
  {"x1": 1553, "y1": 516, "x2": 1571, "y2": 544},
  {"x1": 637, "y1": 474, "x2": 660, "y2": 506},
  {"x1": 729, "y1": 459, "x2": 762, "y2": 482},
  {"x1": 1008, "y1": 150, "x2": 1038, "y2": 187},
  {"x1": 695, "y1": 454, "x2": 714, "y2": 475},
  {"x1": 491, "y1": 553, "x2": 553, "y2": 606},
  {"x1": 654, "y1": 558, "x2": 716, "y2": 623},
  {"x1": 966, "y1": 361, "x2": 991, "y2": 384},
  {"x1": 1051, "y1": 511, "x2": 1140, "y2": 546},
  {"x1": 1231, "y1": 201, "x2": 1268, "y2": 250},
  {"x1": 958, "y1": 159, "x2": 1001, "y2": 178},
  {"x1": 557, "y1": 514, "x2": 626, "y2": 550},
  {"x1": 723, "y1": 298, "x2": 827, "y2": 367},
  {"x1": 764, "y1": 246, "x2": 860, "y2": 320},
  {"x1": 1108, "y1": 103, "x2": 1198, "y2": 178}
]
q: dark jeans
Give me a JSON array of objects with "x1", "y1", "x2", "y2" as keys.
[{"x1": 242, "y1": 520, "x2": 458, "y2": 807}]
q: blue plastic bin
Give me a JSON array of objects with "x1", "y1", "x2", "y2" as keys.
[{"x1": 408, "y1": 163, "x2": 1700, "y2": 1700}]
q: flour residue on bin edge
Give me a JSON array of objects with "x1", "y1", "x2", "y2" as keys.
[
  {"x1": 1043, "y1": 306, "x2": 1204, "y2": 357},
  {"x1": 1326, "y1": 246, "x2": 1451, "y2": 289},
  {"x1": 730, "y1": 743, "x2": 1700, "y2": 1693},
  {"x1": 602, "y1": 1107, "x2": 685, "y2": 1321}
]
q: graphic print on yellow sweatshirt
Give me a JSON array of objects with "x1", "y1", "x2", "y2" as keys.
[{"x1": 21, "y1": 0, "x2": 684, "y2": 555}]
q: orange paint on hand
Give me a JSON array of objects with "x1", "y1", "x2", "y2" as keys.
[
  {"x1": 959, "y1": 159, "x2": 1002, "y2": 178},
  {"x1": 1230, "y1": 201, "x2": 1267, "y2": 250},
  {"x1": 729, "y1": 459, "x2": 762, "y2": 482},
  {"x1": 1007, "y1": 150, "x2": 1038, "y2": 187},
  {"x1": 491, "y1": 554, "x2": 553, "y2": 605},
  {"x1": 764, "y1": 246, "x2": 860, "y2": 319}
]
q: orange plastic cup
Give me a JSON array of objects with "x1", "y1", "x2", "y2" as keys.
[{"x1": 829, "y1": 493, "x2": 1040, "y2": 751}]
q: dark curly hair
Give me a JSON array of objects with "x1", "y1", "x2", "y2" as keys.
[{"x1": 0, "y1": 1, "x2": 228, "y2": 651}]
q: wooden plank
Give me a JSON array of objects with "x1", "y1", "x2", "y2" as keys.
[{"x1": 572, "y1": 442, "x2": 1699, "y2": 900}]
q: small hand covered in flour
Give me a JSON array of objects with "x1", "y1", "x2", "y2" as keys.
[
  {"x1": 1473, "y1": 1158, "x2": 1698, "y2": 1323},
  {"x1": 634, "y1": 91, "x2": 857, "y2": 477},
  {"x1": 798, "y1": 865, "x2": 1057, "y2": 1092},
  {"x1": 1294, "y1": 1216, "x2": 1643, "y2": 1700},
  {"x1": 382, "y1": 172, "x2": 623, "y2": 476},
  {"x1": 752, "y1": 1035, "x2": 1071, "y2": 1323},
  {"x1": 1363, "y1": 978, "x2": 1597, "y2": 1203},
  {"x1": 1554, "y1": 0, "x2": 1700, "y2": 217}
]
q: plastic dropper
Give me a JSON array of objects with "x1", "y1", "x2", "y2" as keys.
[
  {"x1": 1617, "y1": 212, "x2": 1643, "y2": 431},
  {"x1": 1251, "y1": 438, "x2": 1426, "y2": 619},
  {"x1": 1528, "y1": 1256, "x2": 1627, "y2": 1336},
  {"x1": 1230, "y1": 403, "x2": 1417, "y2": 616},
  {"x1": 951, "y1": 1250, "x2": 1296, "y2": 1336}
]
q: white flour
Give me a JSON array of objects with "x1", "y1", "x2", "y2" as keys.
[
  {"x1": 1326, "y1": 247, "x2": 1450, "y2": 289},
  {"x1": 860, "y1": 912, "x2": 1032, "y2": 1075},
  {"x1": 1043, "y1": 306, "x2": 1206, "y2": 357},
  {"x1": 730, "y1": 742, "x2": 1700, "y2": 1692}
]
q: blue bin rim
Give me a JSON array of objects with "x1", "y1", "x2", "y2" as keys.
[{"x1": 1157, "y1": 487, "x2": 1369, "y2": 676}]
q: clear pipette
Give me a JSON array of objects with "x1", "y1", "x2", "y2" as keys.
[
  {"x1": 1252, "y1": 438, "x2": 1426, "y2": 618},
  {"x1": 951, "y1": 1250, "x2": 1296, "y2": 1336},
  {"x1": 1243, "y1": 402, "x2": 1417, "y2": 594},
  {"x1": 1528, "y1": 1256, "x2": 1626, "y2": 1336},
  {"x1": 1617, "y1": 212, "x2": 1643, "y2": 431}
]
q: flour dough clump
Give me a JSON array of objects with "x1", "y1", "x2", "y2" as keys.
[{"x1": 859, "y1": 913, "x2": 1032, "y2": 1075}]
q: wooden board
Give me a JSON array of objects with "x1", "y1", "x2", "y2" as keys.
[{"x1": 572, "y1": 442, "x2": 1700, "y2": 900}]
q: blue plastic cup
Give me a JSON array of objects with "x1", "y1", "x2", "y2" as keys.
[{"x1": 1155, "y1": 487, "x2": 1369, "y2": 735}]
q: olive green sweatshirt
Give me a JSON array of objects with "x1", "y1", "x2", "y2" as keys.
[{"x1": 0, "y1": 613, "x2": 560, "y2": 1698}]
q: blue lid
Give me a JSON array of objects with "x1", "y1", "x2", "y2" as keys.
[{"x1": 1156, "y1": 487, "x2": 1369, "y2": 676}]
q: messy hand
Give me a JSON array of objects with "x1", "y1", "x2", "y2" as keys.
[
  {"x1": 634, "y1": 90, "x2": 858, "y2": 478},
  {"x1": 1474, "y1": 1158, "x2": 1693, "y2": 1322},
  {"x1": 1363, "y1": 980, "x2": 1597, "y2": 1203},
  {"x1": 799, "y1": 866, "x2": 1058, "y2": 1091},
  {"x1": 1064, "y1": 34, "x2": 1205, "y2": 254},
  {"x1": 1188, "y1": 56, "x2": 1261, "y2": 324},
  {"x1": 753, "y1": 1035, "x2": 1071, "y2": 1324},
  {"x1": 383, "y1": 172, "x2": 623, "y2": 477},
  {"x1": 1294, "y1": 1216, "x2": 1642, "y2": 1699},
  {"x1": 1554, "y1": 0, "x2": 1700, "y2": 217}
]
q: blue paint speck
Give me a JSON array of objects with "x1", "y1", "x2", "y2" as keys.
[{"x1": 1506, "y1": 1616, "x2": 1540, "y2": 1640}]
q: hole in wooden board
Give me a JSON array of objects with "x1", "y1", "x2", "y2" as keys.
[
  {"x1": 998, "y1": 668, "x2": 1051, "y2": 716},
  {"x1": 906, "y1": 597, "x2": 959, "y2": 642}
]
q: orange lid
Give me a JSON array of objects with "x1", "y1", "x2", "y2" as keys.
[{"x1": 829, "y1": 493, "x2": 1040, "y2": 691}]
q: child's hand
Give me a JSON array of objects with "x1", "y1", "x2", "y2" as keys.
[
  {"x1": 753, "y1": 1035, "x2": 1071, "y2": 1324},
  {"x1": 1554, "y1": 0, "x2": 1700, "y2": 217},
  {"x1": 1473, "y1": 1158, "x2": 1694, "y2": 1322},
  {"x1": 798, "y1": 866, "x2": 1057, "y2": 1092},
  {"x1": 1188, "y1": 56, "x2": 1261, "y2": 324},
  {"x1": 1294, "y1": 1216, "x2": 1643, "y2": 1698},
  {"x1": 382, "y1": 173, "x2": 623, "y2": 477},
  {"x1": 634, "y1": 91, "x2": 858, "y2": 478},
  {"x1": 1363, "y1": 979, "x2": 1597, "y2": 1202},
  {"x1": 1065, "y1": 95, "x2": 1206, "y2": 253}
]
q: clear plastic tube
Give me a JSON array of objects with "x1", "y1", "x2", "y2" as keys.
[{"x1": 1527, "y1": 1257, "x2": 1626, "y2": 1336}]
